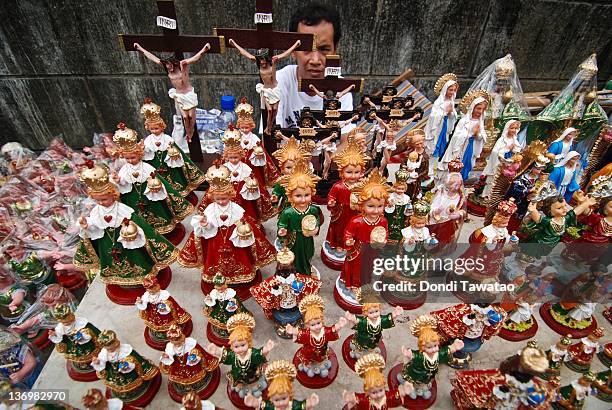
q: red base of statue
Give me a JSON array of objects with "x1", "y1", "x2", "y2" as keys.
[
  {"x1": 106, "y1": 267, "x2": 172, "y2": 305},
  {"x1": 201, "y1": 270, "x2": 261, "y2": 301},
  {"x1": 466, "y1": 197, "x2": 487, "y2": 217},
  {"x1": 106, "y1": 372, "x2": 162, "y2": 407},
  {"x1": 293, "y1": 347, "x2": 339, "y2": 389},
  {"x1": 226, "y1": 380, "x2": 267, "y2": 410},
  {"x1": 206, "y1": 323, "x2": 229, "y2": 347},
  {"x1": 334, "y1": 286, "x2": 362, "y2": 314},
  {"x1": 382, "y1": 290, "x2": 426, "y2": 310},
  {"x1": 539, "y1": 303, "x2": 598, "y2": 339},
  {"x1": 341, "y1": 335, "x2": 387, "y2": 371},
  {"x1": 56, "y1": 271, "x2": 88, "y2": 291},
  {"x1": 144, "y1": 319, "x2": 193, "y2": 351},
  {"x1": 167, "y1": 367, "x2": 220, "y2": 403},
  {"x1": 388, "y1": 363, "x2": 437, "y2": 409},
  {"x1": 187, "y1": 192, "x2": 199, "y2": 206},
  {"x1": 66, "y1": 361, "x2": 99, "y2": 382},
  {"x1": 164, "y1": 223, "x2": 186, "y2": 246},
  {"x1": 498, "y1": 318, "x2": 539, "y2": 342},
  {"x1": 320, "y1": 248, "x2": 344, "y2": 271}
]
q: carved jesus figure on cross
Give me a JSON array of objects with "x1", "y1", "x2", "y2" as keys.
[
  {"x1": 133, "y1": 42, "x2": 211, "y2": 143},
  {"x1": 229, "y1": 38, "x2": 302, "y2": 136}
]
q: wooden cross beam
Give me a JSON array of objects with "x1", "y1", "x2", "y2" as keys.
[
  {"x1": 298, "y1": 55, "x2": 364, "y2": 95},
  {"x1": 118, "y1": 0, "x2": 225, "y2": 168},
  {"x1": 213, "y1": 0, "x2": 316, "y2": 52}
]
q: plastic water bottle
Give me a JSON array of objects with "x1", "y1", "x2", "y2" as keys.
[{"x1": 218, "y1": 95, "x2": 237, "y2": 132}]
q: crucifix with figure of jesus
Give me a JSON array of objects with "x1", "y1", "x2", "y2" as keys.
[
  {"x1": 118, "y1": 0, "x2": 225, "y2": 167},
  {"x1": 214, "y1": 0, "x2": 316, "y2": 142}
]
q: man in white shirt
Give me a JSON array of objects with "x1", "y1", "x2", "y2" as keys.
[{"x1": 260, "y1": 3, "x2": 354, "y2": 131}]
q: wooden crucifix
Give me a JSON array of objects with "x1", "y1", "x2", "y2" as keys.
[{"x1": 118, "y1": 0, "x2": 225, "y2": 169}]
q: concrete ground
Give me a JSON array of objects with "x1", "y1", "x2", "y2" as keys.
[{"x1": 34, "y1": 183, "x2": 611, "y2": 409}]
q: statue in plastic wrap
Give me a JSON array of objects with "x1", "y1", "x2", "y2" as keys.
[
  {"x1": 112, "y1": 122, "x2": 193, "y2": 242},
  {"x1": 140, "y1": 99, "x2": 206, "y2": 201},
  {"x1": 0, "y1": 326, "x2": 38, "y2": 388},
  {"x1": 342, "y1": 353, "x2": 412, "y2": 410},
  {"x1": 529, "y1": 54, "x2": 606, "y2": 144},
  {"x1": 0, "y1": 268, "x2": 27, "y2": 323},
  {"x1": 136, "y1": 276, "x2": 192, "y2": 350},
  {"x1": 49, "y1": 304, "x2": 101, "y2": 382},
  {"x1": 73, "y1": 164, "x2": 177, "y2": 305},
  {"x1": 160, "y1": 324, "x2": 220, "y2": 402},
  {"x1": 244, "y1": 360, "x2": 319, "y2": 410},
  {"x1": 91, "y1": 329, "x2": 161, "y2": 406},
  {"x1": 250, "y1": 247, "x2": 322, "y2": 338}
]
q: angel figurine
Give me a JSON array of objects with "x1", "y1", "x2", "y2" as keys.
[
  {"x1": 135, "y1": 276, "x2": 192, "y2": 351},
  {"x1": 285, "y1": 295, "x2": 347, "y2": 388},
  {"x1": 91, "y1": 330, "x2": 161, "y2": 407},
  {"x1": 388, "y1": 316, "x2": 464, "y2": 407},
  {"x1": 342, "y1": 353, "x2": 412, "y2": 410},
  {"x1": 159, "y1": 324, "x2": 220, "y2": 402},
  {"x1": 276, "y1": 160, "x2": 322, "y2": 277},
  {"x1": 112, "y1": 122, "x2": 193, "y2": 243},
  {"x1": 425, "y1": 73, "x2": 459, "y2": 175},
  {"x1": 202, "y1": 273, "x2": 250, "y2": 347},
  {"x1": 337, "y1": 170, "x2": 390, "y2": 311},
  {"x1": 323, "y1": 140, "x2": 369, "y2": 269},
  {"x1": 271, "y1": 137, "x2": 314, "y2": 212},
  {"x1": 48, "y1": 303, "x2": 101, "y2": 382},
  {"x1": 205, "y1": 313, "x2": 275, "y2": 407},
  {"x1": 250, "y1": 247, "x2": 322, "y2": 338},
  {"x1": 73, "y1": 164, "x2": 176, "y2": 305},
  {"x1": 229, "y1": 39, "x2": 302, "y2": 135},
  {"x1": 244, "y1": 360, "x2": 320, "y2": 410},
  {"x1": 342, "y1": 303, "x2": 404, "y2": 370},
  {"x1": 439, "y1": 90, "x2": 490, "y2": 181},
  {"x1": 134, "y1": 42, "x2": 211, "y2": 142},
  {"x1": 140, "y1": 99, "x2": 206, "y2": 201},
  {"x1": 235, "y1": 97, "x2": 279, "y2": 188},
  {"x1": 178, "y1": 163, "x2": 275, "y2": 295}
]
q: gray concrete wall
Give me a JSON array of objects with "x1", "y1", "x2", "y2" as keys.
[{"x1": 1, "y1": 0, "x2": 610, "y2": 149}]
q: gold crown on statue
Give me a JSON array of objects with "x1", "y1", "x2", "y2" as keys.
[
  {"x1": 235, "y1": 97, "x2": 254, "y2": 119},
  {"x1": 227, "y1": 313, "x2": 256, "y2": 334},
  {"x1": 140, "y1": 98, "x2": 162, "y2": 121},
  {"x1": 448, "y1": 157, "x2": 464, "y2": 173},
  {"x1": 222, "y1": 123, "x2": 244, "y2": 154},
  {"x1": 113, "y1": 122, "x2": 140, "y2": 152},
  {"x1": 351, "y1": 169, "x2": 392, "y2": 205},
  {"x1": 181, "y1": 392, "x2": 202, "y2": 410},
  {"x1": 276, "y1": 247, "x2": 295, "y2": 266},
  {"x1": 394, "y1": 166, "x2": 411, "y2": 184},
  {"x1": 264, "y1": 360, "x2": 297, "y2": 382},
  {"x1": 205, "y1": 163, "x2": 233, "y2": 193},
  {"x1": 52, "y1": 303, "x2": 75, "y2": 324},
  {"x1": 578, "y1": 54, "x2": 598, "y2": 79},
  {"x1": 213, "y1": 272, "x2": 227, "y2": 288},
  {"x1": 558, "y1": 335, "x2": 572, "y2": 348},
  {"x1": 495, "y1": 54, "x2": 515, "y2": 80},
  {"x1": 272, "y1": 137, "x2": 312, "y2": 164},
  {"x1": 519, "y1": 341, "x2": 549, "y2": 375},
  {"x1": 298, "y1": 294, "x2": 325, "y2": 315},
  {"x1": 81, "y1": 388, "x2": 107, "y2": 409},
  {"x1": 354, "y1": 353, "x2": 386, "y2": 379},
  {"x1": 459, "y1": 89, "x2": 491, "y2": 114},
  {"x1": 80, "y1": 164, "x2": 115, "y2": 195},
  {"x1": 142, "y1": 276, "x2": 160, "y2": 290},
  {"x1": 410, "y1": 315, "x2": 438, "y2": 336},
  {"x1": 412, "y1": 199, "x2": 431, "y2": 218},
  {"x1": 496, "y1": 198, "x2": 518, "y2": 217},
  {"x1": 98, "y1": 330, "x2": 120, "y2": 349},
  {"x1": 581, "y1": 371, "x2": 596, "y2": 383},
  {"x1": 333, "y1": 139, "x2": 370, "y2": 169},
  {"x1": 434, "y1": 73, "x2": 458, "y2": 96}
]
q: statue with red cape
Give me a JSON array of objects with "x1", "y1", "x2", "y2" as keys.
[{"x1": 178, "y1": 163, "x2": 275, "y2": 300}]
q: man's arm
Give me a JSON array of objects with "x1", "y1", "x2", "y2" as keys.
[
  {"x1": 134, "y1": 43, "x2": 161, "y2": 66},
  {"x1": 228, "y1": 39, "x2": 256, "y2": 61},
  {"x1": 181, "y1": 43, "x2": 211, "y2": 66}
]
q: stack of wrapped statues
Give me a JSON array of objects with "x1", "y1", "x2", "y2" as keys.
[{"x1": 0, "y1": 48, "x2": 610, "y2": 410}]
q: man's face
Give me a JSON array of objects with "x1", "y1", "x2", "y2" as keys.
[{"x1": 293, "y1": 21, "x2": 336, "y2": 80}]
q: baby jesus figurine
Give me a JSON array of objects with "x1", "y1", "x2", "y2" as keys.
[
  {"x1": 229, "y1": 39, "x2": 302, "y2": 135},
  {"x1": 134, "y1": 42, "x2": 211, "y2": 142}
]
